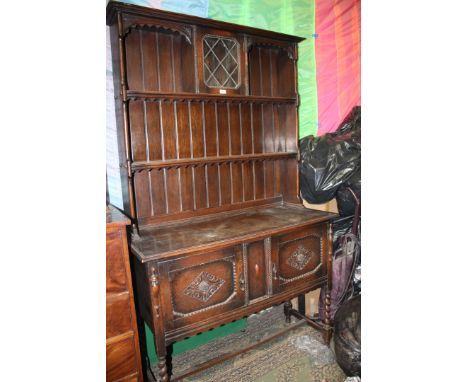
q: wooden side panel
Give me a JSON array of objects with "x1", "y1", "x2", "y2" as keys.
[
  {"x1": 241, "y1": 103, "x2": 253, "y2": 154},
  {"x1": 150, "y1": 169, "x2": 167, "y2": 215},
  {"x1": 157, "y1": 32, "x2": 175, "y2": 92},
  {"x1": 260, "y1": 48, "x2": 272, "y2": 96},
  {"x1": 270, "y1": 49, "x2": 279, "y2": 97},
  {"x1": 251, "y1": 104, "x2": 263, "y2": 154},
  {"x1": 176, "y1": 101, "x2": 191, "y2": 159},
  {"x1": 129, "y1": 101, "x2": 146, "y2": 162},
  {"x1": 125, "y1": 31, "x2": 143, "y2": 90},
  {"x1": 231, "y1": 163, "x2": 244, "y2": 203},
  {"x1": 106, "y1": 230, "x2": 127, "y2": 294},
  {"x1": 207, "y1": 164, "x2": 220, "y2": 207},
  {"x1": 249, "y1": 46, "x2": 261, "y2": 96},
  {"x1": 277, "y1": 50, "x2": 295, "y2": 97},
  {"x1": 106, "y1": 296, "x2": 133, "y2": 339},
  {"x1": 165, "y1": 167, "x2": 181, "y2": 213},
  {"x1": 134, "y1": 171, "x2": 152, "y2": 218},
  {"x1": 193, "y1": 166, "x2": 208, "y2": 210},
  {"x1": 180, "y1": 166, "x2": 194, "y2": 211},
  {"x1": 204, "y1": 102, "x2": 218, "y2": 157},
  {"x1": 217, "y1": 103, "x2": 230, "y2": 156},
  {"x1": 219, "y1": 163, "x2": 232, "y2": 205},
  {"x1": 190, "y1": 102, "x2": 205, "y2": 158},
  {"x1": 161, "y1": 101, "x2": 177, "y2": 159},
  {"x1": 140, "y1": 29, "x2": 159, "y2": 91},
  {"x1": 146, "y1": 102, "x2": 162, "y2": 160},
  {"x1": 243, "y1": 161, "x2": 254, "y2": 202}
]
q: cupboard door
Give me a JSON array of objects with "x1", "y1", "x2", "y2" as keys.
[
  {"x1": 272, "y1": 225, "x2": 327, "y2": 292},
  {"x1": 244, "y1": 241, "x2": 268, "y2": 302},
  {"x1": 159, "y1": 246, "x2": 245, "y2": 329}
]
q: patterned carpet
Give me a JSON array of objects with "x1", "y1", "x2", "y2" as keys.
[{"x1": 151, "y1": 305, "x2": 347, "y2": 382}]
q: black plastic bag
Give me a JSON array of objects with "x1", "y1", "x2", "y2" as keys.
[
  {"x1": 336, "y1": 172, "x2": 361, "y2": 217},
  {"x1": 332, "y1": 216, "x2": 354, "y2": 251},
  {"x1": 299, "y1": 106, "x2": 361, "y2": 204},
  {"x1": 334, "y1": 294, "x2": 361, "y2": 377}
]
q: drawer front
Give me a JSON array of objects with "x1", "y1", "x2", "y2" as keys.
[
  {"x1": 159, "y1": 246, "x2": 245, "y2": 328},
  {"x1": 106, "y1": 229, "x2": 128, "y2": 294},
  {"x1": 273, "y1": 225, "x2": 326, "y2": 290},
  {"x1": 106, "y1": 295, "x2": 133, "y2": 339},
  {"x1": 106, "y1": 335, "x2": 138, "y2": 381}
]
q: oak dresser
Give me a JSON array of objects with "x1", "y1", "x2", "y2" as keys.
[{"x1": 107, "y1": 2, "x2": 337, "y2": 380}]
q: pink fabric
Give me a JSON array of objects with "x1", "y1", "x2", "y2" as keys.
[{"x1": 316, "y1": 0, "x2": 361, "y2": 135}]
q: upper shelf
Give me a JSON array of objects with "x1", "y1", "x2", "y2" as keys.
[
  {"x1": 126, "y1": 91, "x2": 298, "y2": 104},
  {"x1": 131, "y1": 152, "x2": 298, "y2": 171}
]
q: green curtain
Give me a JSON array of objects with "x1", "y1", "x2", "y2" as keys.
[{"x1": 208, "y1": 0, "x2": 318, "y2": 137}]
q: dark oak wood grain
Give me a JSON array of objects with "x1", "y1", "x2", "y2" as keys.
[{"x1": 107, "y1": 3, "x2": 335, "y2": 380}]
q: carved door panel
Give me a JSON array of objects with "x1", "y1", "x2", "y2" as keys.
[
  {"x1": 159, "y1": 246, "x2": 245, "y2": 329},
  {"x1": 271, "y1": 225, "x2": 327, "y2": 293},
  {"x1": 243, "y1": 240, "x2": 268, "y2": 302}
]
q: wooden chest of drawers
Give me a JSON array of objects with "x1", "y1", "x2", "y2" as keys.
[{"x1": 106, "y1": 206, "x2": 143, "y2": 382}]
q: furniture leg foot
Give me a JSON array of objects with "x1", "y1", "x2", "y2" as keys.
[
  {"x1": 157, "y1": 356, "x2": 169, "y2": 382},
  {"x1": 284, "y1": 300, "x2": 292, "y2": 324},
  {"x1": 298, "y1": 294, "x2": 306, "y2": 315}
]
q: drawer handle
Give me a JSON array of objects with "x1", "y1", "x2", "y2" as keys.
[
  {"x1": 272, "y1": 263, "x2": 278, "y2": 280},
  {"x1": 239, "y1": 272, "x2": 245, "y2": 292}
]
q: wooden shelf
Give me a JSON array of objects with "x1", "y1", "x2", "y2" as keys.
[
  {"x1": 131, "y1": 152, "x2": 298, "y2": 171},
  {"x1": 126, "y1": 90, "x2": 297, "y2": 104}
]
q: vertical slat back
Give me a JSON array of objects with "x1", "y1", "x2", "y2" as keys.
[{"x1": 121, "y1": 26, "x2": 300, "y2": 223}]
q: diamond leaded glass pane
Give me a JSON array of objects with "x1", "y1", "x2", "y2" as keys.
[{"x1": 203, "y1": 35, "x2": 240, "y2": 89}]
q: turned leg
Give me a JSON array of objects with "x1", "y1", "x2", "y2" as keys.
[
  {"x1": 298, "y1": 294, "x2": 306, "y2": 315},
  {"x1": 157, "y1": 354, "x2": 169, "y2": 382},
  {"x1": 284, "y1": 300, "x2": 293, "y2": 323},
  {"x1": 323, "y1": 290, "x2": 332, "y2": 345}
]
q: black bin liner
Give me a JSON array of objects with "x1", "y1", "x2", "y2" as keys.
[
  {"x1": 334, "y1": 294, "x2": 361, "y2": 377},
  {"x1": 299, "y1": 106, "x2": 361, "y2": 204},
  {"x1": 336, "y1": 171, "x2": 361, "y2": 217}
]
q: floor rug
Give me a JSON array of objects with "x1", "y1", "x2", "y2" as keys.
[{"x1": 150, "y1": 305, "x2": 347, "y2": 382}]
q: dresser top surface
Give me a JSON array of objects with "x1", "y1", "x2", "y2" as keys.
[{"x1": 131, "y1": 203, "x2": 336, "y2": 262}]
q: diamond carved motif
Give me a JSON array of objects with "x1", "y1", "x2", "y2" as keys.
[
  {"x1": 287, "y1": 245, "x2": 313, "y2": 270},
  {"x1": 183, "y1": 271, "x2": 225, "y2": 302}
]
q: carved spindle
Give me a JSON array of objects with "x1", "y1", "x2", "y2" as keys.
[
  {"x1": 323, "y1": 290, "x2": 332, "y2": 345},
  {"x1": 157, "y1": 356, "x2": 169, "y2": 382},
  {"x1": 284, "y1": 300, "x2": 292, "y2": 324},
  {"x1": 150, "y1": 267, "x2": 160, "y2": 318}
]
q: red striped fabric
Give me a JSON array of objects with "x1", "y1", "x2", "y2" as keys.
[{"x1": 316, "y1": 0, "x2": 361, "y2": 135}]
